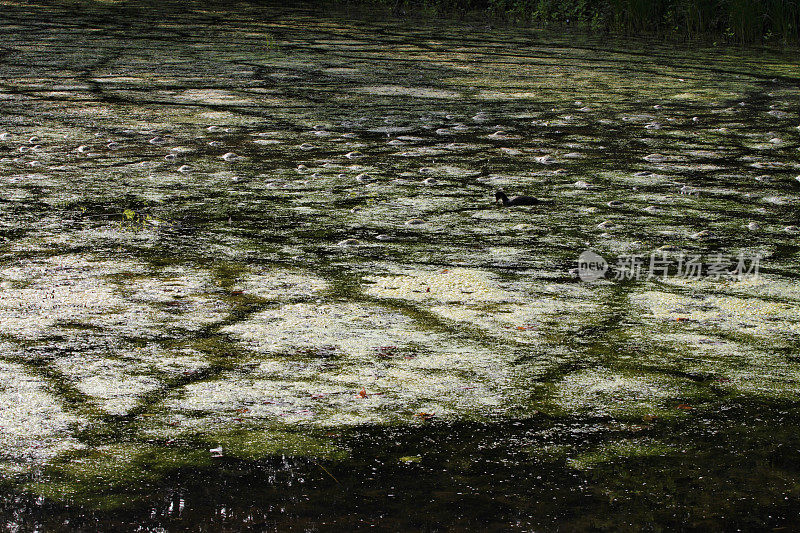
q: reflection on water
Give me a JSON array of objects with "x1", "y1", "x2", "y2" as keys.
[
  {"x1": 1, "y1": 0, "x2": 799, "y2": 529},
  {"x1": 6, "y1": 405, "x2": 800, "y2": 529}
]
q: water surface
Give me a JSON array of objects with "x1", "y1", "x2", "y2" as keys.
[{"x1": 1, "y1": 1, "x2": 800, "y2": 529}]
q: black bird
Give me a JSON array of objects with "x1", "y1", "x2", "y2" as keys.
[{"x1": 495, "y1": 190, "x2": 541, "y2": 206}]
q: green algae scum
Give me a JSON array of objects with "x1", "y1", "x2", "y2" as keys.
[{"x1": 1, "y1": 0, "x2": 800, "y2": 530}]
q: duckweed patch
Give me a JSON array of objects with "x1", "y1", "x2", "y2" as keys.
[
  {"x1": 1, "y1": 0, "x2": 800, "y2": 528},
  {"x1": 568, "y1": 439, "x2": 674, "y2": 470}
]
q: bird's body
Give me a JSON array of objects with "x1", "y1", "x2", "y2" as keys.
[{"x1": 495, "y1": 190, "x2": 541, "y2": 206}]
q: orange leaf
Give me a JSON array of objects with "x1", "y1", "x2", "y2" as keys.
[
  {"x1": 676, "y1": 403, "x2": 693, "y2": 410},
  {"x1": 358, "y1": 388, "x2": 367, "y2": 398}
]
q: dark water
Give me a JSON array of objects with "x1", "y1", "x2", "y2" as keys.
[
  {"x1": 1, "y1": 0, "x2": 799, "y2": 530},
  {"x1": 5, "y1": 403, "x2": 800, "y2": 531}
]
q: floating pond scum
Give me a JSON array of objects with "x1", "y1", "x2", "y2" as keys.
[{"x1": 1, "y1": 0, "x2": 800, "y2": 529}]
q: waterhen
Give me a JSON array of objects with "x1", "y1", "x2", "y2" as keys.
[{"x1": 495, "y1": 190, "x2": 542, "y2": 207}]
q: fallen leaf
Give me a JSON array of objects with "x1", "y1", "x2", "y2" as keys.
[
  {"x1": 376, "y1": 346, "x2": 398, "y2": 358},
  {"x1": 414, "y1": 412, "x2": 435, "y2": 421},
  {"x1": 358, "y1": 388, "x2": 367, "y2": 398},
  {"x1": 676, "y1": 403, "x2": 693, "y2": 410}
]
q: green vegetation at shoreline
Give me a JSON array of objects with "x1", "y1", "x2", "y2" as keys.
[{"x1": 327, "y1": 0, "x2": 800, "y2": 44}]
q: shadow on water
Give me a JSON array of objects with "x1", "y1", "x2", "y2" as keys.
[
  {"x1": 1, "y1": 0, "x2": 800, "y2": 530},
  {"x1": 4, "y1": 402, "x2": 800, "y2": 531}
]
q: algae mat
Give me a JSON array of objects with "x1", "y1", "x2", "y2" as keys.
[{"x1": 1, "y1": 0, "x2": 800, "y2": 529}]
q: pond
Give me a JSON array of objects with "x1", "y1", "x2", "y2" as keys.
[{"x1": 1, "y1": 0, "x2": 800, "y2": 529}]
